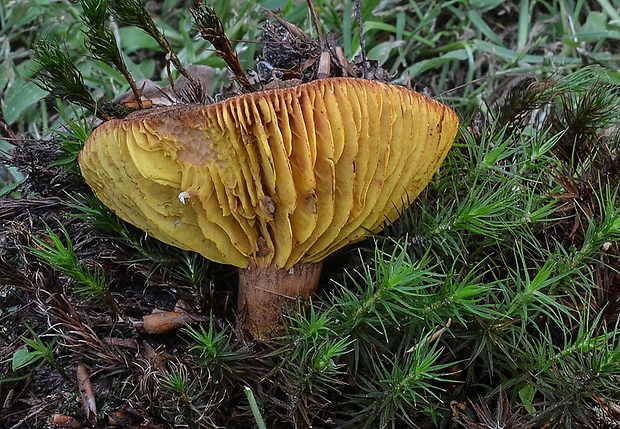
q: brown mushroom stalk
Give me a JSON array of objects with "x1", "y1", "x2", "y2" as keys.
[
  {"x1": 238, "y1": 261, "x2": 324, "y2": 335},
  {"x1": 78, "y1": 78, "x2": 459, "y2": 338}
]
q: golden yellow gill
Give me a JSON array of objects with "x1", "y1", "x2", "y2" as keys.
[{"x1": 79, "y1": 77, "x2": 459, "y2": 271}]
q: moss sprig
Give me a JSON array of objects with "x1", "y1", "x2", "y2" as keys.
[
  {"x1": 32, "y1": 40, "x2": 108, "y2": 120},
  {"x1": 80, "y1": 0, "x2": 143, "y2": 108},
  {"x1": 189, "y1": 1, "x2": 255, "y2": 92},
  {"x1": 27, "y1": 223, "x2": 114, "y2": 308},
  {"x1": 106, "y1": 0, "x2": 195, "y2": 83}
]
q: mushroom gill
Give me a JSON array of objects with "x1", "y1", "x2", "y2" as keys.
[{"x1": 78, "y1": 77, "x2": 459, "y2": 338}]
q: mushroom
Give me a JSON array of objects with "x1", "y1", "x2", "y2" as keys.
[{"x1": 78, "y1": 77, "x2": 459, "y2": 338}]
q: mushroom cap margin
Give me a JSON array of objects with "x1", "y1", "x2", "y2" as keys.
[{"x1": 78, "y1": 77, "x2": 459, "y2": 269}]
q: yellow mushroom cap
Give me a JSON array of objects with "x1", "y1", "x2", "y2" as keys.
[{"x1": 79, "y1": 77, "x2": 459, "y2": 269}]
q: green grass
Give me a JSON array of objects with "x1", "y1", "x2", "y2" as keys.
[
  {"x1": 2, "y1": 0, "x2": 620, "y2": 428},
  {"x1": 4, "y1": 0, "x2": 620, "y2": 133}
]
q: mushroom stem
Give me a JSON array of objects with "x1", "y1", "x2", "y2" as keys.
[{"x1": 237, "y1": 261, "x2": 324, "y2": 339}]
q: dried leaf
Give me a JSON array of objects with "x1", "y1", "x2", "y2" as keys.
[
  {"x1": 50, "y1": 414, "x2": 81, "y2": 429},
  {"x1": 142, "y1": 311, "x2": 209, "y2": 334},
  {"x1": 76, "y1": 364, "x2": 97, "y2": 426}
]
